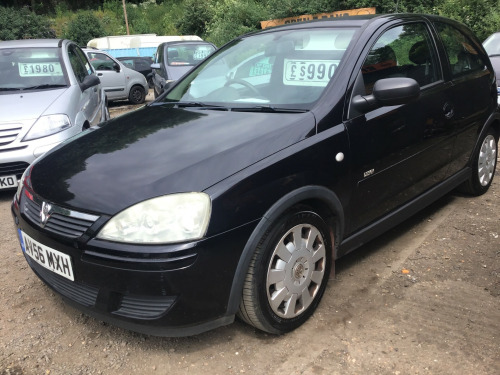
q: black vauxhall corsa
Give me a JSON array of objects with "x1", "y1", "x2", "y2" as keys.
[{"x1": 12, "y1": 14, "x2": 499, "y2": 336}]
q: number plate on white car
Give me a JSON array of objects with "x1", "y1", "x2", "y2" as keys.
[
  {"x1": 18, "y1": 230, "x2": 74, "y2": 281},
  {"x1": 0, "y1": 175, "x2": 18, "y2": 189}
]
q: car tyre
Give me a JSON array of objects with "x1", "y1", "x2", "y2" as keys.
[
  {"x1": 238, "y1": 208, "x2": 332, "y2": 334},
  {"x1": 459, "y1": 127, "x2": 498, "y2": 196},
  {"x1": 129, "y1": 85, "x2": 146, "y2": 104}
]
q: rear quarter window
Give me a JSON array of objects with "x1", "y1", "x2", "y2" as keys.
[{"x1": 434, "y1": 22, "x2": 486, "y2": 78}]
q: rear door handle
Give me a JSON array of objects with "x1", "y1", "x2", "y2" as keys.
[
  {"x1": 97, "y1": 73, "x2": 103, "y2": 77},
  {"x1": 443, "y1": 102, "x2": 455, "y2": 119}
]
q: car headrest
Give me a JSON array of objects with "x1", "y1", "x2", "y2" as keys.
[
  {"x1": 334, "y1": 32, "x2": 352, "y2": 50},
  {"x1": 409, "y1": 41, "x2": 430, "y2": 65}
]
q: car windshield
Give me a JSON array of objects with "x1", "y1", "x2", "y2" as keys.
[
  {"x1": 0, "y1": 47, "x2": 68, "y2": 91},
  {"x1": 167, "y1": 44, "x2": 216, "y2": 67},
  {"x1": 483, "y1": 33, "x2": 500, "y2": 56},
  {"x1": 162, "y1": 27, "x2": 356, "y2": 109}
]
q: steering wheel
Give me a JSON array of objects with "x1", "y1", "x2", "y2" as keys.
[{"x1": 224, "y1": 78, "x2": 261, "y2": 97}]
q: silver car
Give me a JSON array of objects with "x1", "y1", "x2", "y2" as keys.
[
  {"x1": 0, "y1": 39, "x2": 109, "y2": 190},
  {"x1": 83, "y1": 48, "x2": 149, "y2": 104}
]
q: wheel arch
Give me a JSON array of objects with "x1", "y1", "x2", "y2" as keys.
[
  {"x1": 225, "y1": 185, "x2": 344, "y2": 315},
  {"x1": 475, "y1": 111, "x2": 500, "y2": 154},
  {"x1": 465, "y1": 111, "x2": 500, "y2": 169},
  {"x1": 488, "y1": 116, "x2": 500, "y2": 140}
]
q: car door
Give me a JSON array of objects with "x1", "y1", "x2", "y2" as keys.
[
  {"x1": 152, "y1": 44, "x2": 166, "y2": 94},
  {"x1": 87, "y1": 51, "x2": 126, "y2": 100},
  {"x1": 346, "y1": 21, "x2": 457, "y2": 231},
  {"x1": 67, "y1": 44, "x2": 101, "y2": 126},
  {"x1": 432, "y1": 21, "x2": 495, "y2": 174}
]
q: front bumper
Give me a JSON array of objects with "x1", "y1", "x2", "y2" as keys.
[{"x1": 11, "y1": 192, "x2": 257, "y2": 336}]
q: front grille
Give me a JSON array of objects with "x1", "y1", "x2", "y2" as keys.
[
  {"x1": 23, "y1": 195, "x2": 99, "y2": 239},
  {"x1": 114, "y1": 295, "x2": 176, "y2": 319},
  {"x1": 0, "y1": 124, "x2": 22, "y2": 146},
  {"x1": 0, "y1": 161, "x2": 30, "y2": 179},
  {"x1": 28, "y1": 257, "x2": 99, "y2": 307}
]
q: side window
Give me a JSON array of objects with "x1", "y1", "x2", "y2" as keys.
[
  {"x1": 88, "y1": 52, "x2": 116, "y2": 71},
  {"x1": 68, "y1": 45, "x2": 91, "y2": 83},
  {"x1": 361, "y1": 23, "x2": 440, "y2": 94},
  {"x1": 136, "y1": 60, "x2": 149, "y2": 70},
  {"x1": 155, "y1": 46, "x2": 163, "y2": 64},
  {"x1": 121, "y1": 59, "x2": 134, "y2": 69},
  {"x1": 434, "y1": 22, "x2": 486, "y2": 77}
]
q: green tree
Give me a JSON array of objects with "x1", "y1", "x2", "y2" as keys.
[
  {"x1": 0, "y1": 6, "x2": 55, "y2": 40},
  {"x1": 205, "y1": 0, "x2": 268, "y2": 46},
  {"x1": 435, "y1": 0, "x2": 500, "y2": 40},
  {"x1": 63, "y1": 10, "x2": 106, "y2": 46},
  {"x1": 175, "y1": 0, "x2": 214, "y2": 37}
]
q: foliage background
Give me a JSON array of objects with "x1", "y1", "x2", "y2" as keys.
[{"x1": 1, "y1": 0, "x2": 500, "y2": 46}]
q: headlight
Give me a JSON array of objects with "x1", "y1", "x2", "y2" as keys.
[
  {"x1": 15, "y1": 165, "x2": 32, "y2": 202},
  {"x1": 23, "y1": 114, "x2": 72, "y2": 141},
  {"x1": 96, "y1": 193, "x2": 211, "y2": 244}
]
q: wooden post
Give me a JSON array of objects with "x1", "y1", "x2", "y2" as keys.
[{"x1": 122, "y1": 0, "x2": 130, "y2": 35}]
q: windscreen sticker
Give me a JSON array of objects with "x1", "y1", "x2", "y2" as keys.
[
  {"x1": 193, "y1": 48, "x2": 213, "y2": 61},
  {"x1": 249, "y1": 62, "x2": 272, "y2": 77},
  {"x1": 18, "y1": 61, "x2": 63, "y2": 77},
  {"x1": 283, "y1": 59, "x2": 339, "y2": 86}
]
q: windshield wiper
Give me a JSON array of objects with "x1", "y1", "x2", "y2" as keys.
[
  {"x1": 22, "y1": 84, "x2": 66, "y2": 90},
  {"x1": 0, "y1": 87, "x2": 22, "y2": 91},
  {"x1": 175, "y1": 102, "x2": 228, "y2": 110},
  {"x1": 230, "y1": 105, "x2": 308, "y2": 113}
]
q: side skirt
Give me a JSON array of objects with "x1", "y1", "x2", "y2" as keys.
[{"x1": 338, "y1": 168, "x2": 471, "y2": 258}]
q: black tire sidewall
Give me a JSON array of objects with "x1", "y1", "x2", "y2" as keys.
[
  {"x1": 252, "y1": 210, "x2": 332, "y2": 334},
  {"x1": 129, "y1": 86, "x2": 145, "y2": 104}
]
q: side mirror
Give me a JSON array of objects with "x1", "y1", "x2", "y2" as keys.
[
  {"x1": 161, "y1": 80, "x2": 174, "y2": 93},
  {"x1": 352, "y1": 77, "x2": 420, "y2": 114},
  {"x1": 113, "y1": 63, "x2": 120, "y2": 72},
  {"x1": 80, "y1": 74, "x2": 100, "y2": 91}
]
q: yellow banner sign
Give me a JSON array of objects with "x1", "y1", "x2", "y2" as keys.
[{"x1": 260, "y1": 7, "x2": 376, "y2": 29}]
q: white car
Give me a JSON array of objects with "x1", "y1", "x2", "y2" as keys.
[
  {"x1": 84, "y1": 48, "x2": 149, "y2": 104},
  {"x1": 0, "y1": 39, "x2": 109, "y2": 190}
]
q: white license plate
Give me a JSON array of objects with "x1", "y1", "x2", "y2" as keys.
[
  {"x1": 18, "y1": 230, "x2": 74, "y2": 281},
  {"x1": 0, "y1": 174, "x2": 18, "y2": 189}
]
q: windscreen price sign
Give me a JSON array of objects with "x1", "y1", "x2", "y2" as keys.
[
  {"x1": 19, "y1": 62, "x2": 63, "y2": 77},
  {"x1": 283, "y1": 59, "x2": 339, "y2": 86}
]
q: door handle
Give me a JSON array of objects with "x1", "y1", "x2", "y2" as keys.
[
  {"x1": 443, "y1": 102, "x2": 455, "y2": 119},
  {"x1": 98, "y1": 73, "x2": 103, "y2": 76}
]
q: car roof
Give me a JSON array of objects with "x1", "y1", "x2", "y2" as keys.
[
  {"x1": 0, "y1": 39, "x2": 68, "y2": 48},
  {"x1": 245, "y1": 13, "x2": 459, "y2": 35},
  {"x1": 82, "y1": 48, "x2": 113, "y2": 56},
  {"x1": 160, "y1": 41, "x2": 214, "y2": 47},
  {"x1": 117, "y1": 56, "x2": 152, "y2": 60}
]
